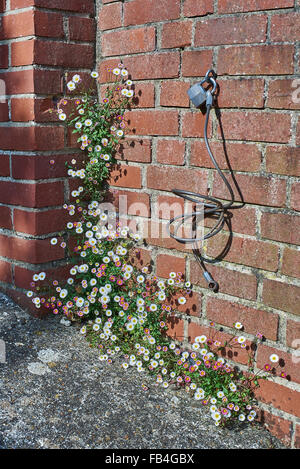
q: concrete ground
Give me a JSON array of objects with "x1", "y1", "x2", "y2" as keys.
[{"x1": 0, "y1": 292, "x2": 286, "y2": 450}]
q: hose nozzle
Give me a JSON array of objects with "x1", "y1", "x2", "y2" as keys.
[{"x1": 203, "y1": 271, "x2": 219, "y2": 293}]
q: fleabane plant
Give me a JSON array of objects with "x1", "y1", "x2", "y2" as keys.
[{"x1": 26, "y1": 67, "x2": 287, "y2": 430}]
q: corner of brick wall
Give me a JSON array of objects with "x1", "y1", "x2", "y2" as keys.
[
  {"x1": 0, "y1": 0, "x2": 96, "y2": 313},
  {"x1": 96, "y1": 0, "x2": 300, "y2": 448}
]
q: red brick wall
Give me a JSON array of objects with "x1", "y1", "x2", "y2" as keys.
[
  {"x1": 98, "y1": 0, "x2": 300, "y2": 448},
  {"x1": 0, "y1": 0, "x2": 96, "y2": 307}
]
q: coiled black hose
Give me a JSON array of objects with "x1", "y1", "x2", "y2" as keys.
[{"x1": 168, "y1": 71, "x2": 236, "y2": 292}]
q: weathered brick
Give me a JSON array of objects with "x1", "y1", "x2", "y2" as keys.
[
  {"x1": 124, "y1": 0, "x2": 180, "y2": 26},
  {"x1": 206, "y1": 297, "x2": 278, "y2": 340},
  {"x1": 262, "y1": 279, "x2": 300, "y2": 316},
  {"x1": 0, "y1": 155, "x2": 10, "y2": 177},
  {"x1": 261, "y1": 212, "x2": 300, "y2": 245},
  {"x1": 160, "y1": 81, "x2": 190, "y2": 108},
  {"x1": 217, "y1": 78, "x2": 265, "y2": 108},
  {"x1": 191, "y1": 263, "x2": 258, "y2": 301},
  {"x1": 0, "y1": 126, "x2": 65, "y2": 151},
  {"x1": 290, "y1": 182, "x2": 300, "y2": 212},
  {"x1": 14, "y1": 208, "x2": 67, "y2": 235},
  {"x1": 0, "y1": 234, "x2": 65, "y2": 264},
  {"x1": 0, "y1": 206, "x2": 13, "y2": 230},
  {"x1": 98, "y1": 2, "x2": 122, "y2": 31},
  {"x1": 216, "y1": 111, "x2": 291, "y2": 143},
  {"x1": 266, "y1": 146, "x2": 300, "y2": 177},
  {"x1": 195, "y1": 15, "x2": 267, "y2": 46},
  {"x1": 0, "y1": 45, "x2": 8, "y2": 68},
  {"x1": 270, "y1": 12, "x2": 300, "y2": 43},
  {"x1": 182, "y1": 50, "x2": 214, "y2": 77},
  {"x1": 156, "y1": 253, "x2": 186, "y2": 279},
  {"x1": 183, "y1": 0, "x2": 214, "y2": 17},
  {"x1": 99, "y1": 53, "x2": 180, "y2": 82},
  {"x1": 191, "y1": 141, "x2": 262, "y2": 172},
  {"x1": 109, "y1": 165, "x2": 142, "y2": 189},
  {"x1": 255, "y1": 379, "x2": 300, "y2": 419},
  {"x1": 11, "y1": 0, "x2": 95, "y2": 13},
  {"x1": 0, "y1": 103, "x2": 9, "y2": 122},
  {"x1": 101, "y1": 27, "x2": 155, "y2": 56},
  {"x1": 69, "y1": 16, "x2": 96, "y2": 42},
  {"x1": 268, "y1": 79, "x2": 300, "y2": 110},
  {"x1": 182, "y1": 112, "x2": 212, "y2": 138},
  {"x1": 0, "y1": 259, "x2": 12, "y2": 284},
  {"x1": 109, "y1": 188, "x2": 150, "y2": 218},
  {"x1": 286, "y1": 319, "x2": 300, "y2": 349},
  {"x1": 117, "y1": 138, "x2": 152, "y2": 163},
  {"x1": 218, "y1": 0, "x2": 294, "y2": 13},
  {"x1": 218, "y1": 45, "x2": 294, "y2": 76},
  {"x1": 281, "y1": 247, "x2": 300, "y2": 279},
  {"x1": 0, "y1": 180, "x2": 64, "y2": 208},
  {"x1": 125, "y1": 110, "x2": 179, "y2": 136},
  {"x1": 156, "y1": 139, "x2": 185, "y2": 165},
  {"x1": 258, "y1": 411, "x2": 292, "y2": 448},
  {"x1": 161, "y1": 21, "x2": 192, "y2": 49},
  {"x1": 147, "y1": 166, "x2": 208, "y2": 194},
  {"x1": 11, "y1": 153, "x2": 77, "y2": 180}
]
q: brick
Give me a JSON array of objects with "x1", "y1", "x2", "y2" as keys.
[
  {"x1": 261, "y1": 212, "x2": 300, "y2": 245},
  {"x1": 213, "y1": 172, "x2": 287, "y2": 208},
  {"x1": 11, "y1": 97, "x2": 62, "y2": 123},
  {"x1": 281, "y1": 247, "x2": 300, "y2": 279},
  {"x1": 262, "y1": 279, "x2": 300, "y2": 316},
  {"x1": 183, "y1": 0, "x2": 214, "y2": 17},
  {"x1": 161, "y1": 21, "x2": 192, "y2": 49},
  {"x1": 124, "y1": 0, "x2": 180, "y2": 26},
  {"x1": 12, "y1": 39, "x2": 94, "y2": 68},
  {"x1": 291, "y1": 182, "x2": 300, "y2": 212},
  {"x1": 268, "y1": 79, "x2": 300, "y2": 110},
  {"x1": 0, "y1": 260, "x2": 12, "y2": 284},
  {"x1": 101, "y1": 27, "x2": 155, "y2": 56},
  {"x1": 270, "y1": 13, "x2": 300, "y2": 43},
  {"x1": 11, "y1": 154, "x2": 77, "y2": 179},
  {"x1": 160, "y1": 81, "x2": 190, "y2": 108},
  {"x1": 182, "y1": 50, "x2": 214, "y2": 77},
  {"x1": 0, "y1": 69, "x2": 63, "y2": 95},
  {"x1": 286, "y1": 319, "x2": 300, "y2": 349},
  {"x1": 0, "y1": 180, "x2": 64, "y2": 208},
  {"x1": 0, "y1": 103, "x2": 9, "y2": 122},
  {"x1": 258, "y1": 410, "x2": 292, "y2": 448},
  {"x1": 218, "y1": 45, "x2": 294, "y2": 76},
  {"x1": 109, "y1": 189, "x2": 150, "y2": 217},
  {"x1": 206, "y1": 297, "x2": 278, "y2": 340},
  {"x1": 0, "y1": 45, "x2": 8, "y2": 68},
  {"x1": 147, "y1": 166, "x2": 208, "y2": 194},
  {"x1": 11, "y1": 0, "x2": 95, "y2": 13},
  {"x1": 266, "y1": 146, "x2": 300, "y2": 177},
  {"x1": 195, "y1": 15, "x2": 267, "y2": 47},
  {"x1": 182, "y1": 112, "x2": 212, "y2": 138},
  {"x1": 143, "y1": 219, "x2": 197, "y2": 253},
  {"x1": 14, "y1": 208, "x2": 68, "y2": 235},
  {"x1": 128, "y1": 247, "x2": 152, "y2": 271},
  {"x1": 98, "y1": 2, "x2": 122, "y2": 31},
  {"x1": 125, "y1": 110, "x2": 179, "y2": 136},
  {"x1": 206, "y1": 233, "x2": 279, "y2": 271},
  {"x1": 13, "y1": 264, "x2": 71, "y2": 290},
  {"x1": 0, "y1": 126, "x2": 65, "y2": 151},
  {"x1": 0, "y1": 206, "x2": 12, "y2": 230},
  {"x1": 166, "y1": 290, "x2": 202, "y2": 318},
  {"x1": 217, "y1": 78, "x2": 265, "y2": 108},
  {"x1": 0, "y1": 10, "x2": 35, "y2": 39},
  {"x1": 156, "y1": 253, "x2": 186, "y2": 279},
  {"x1": 191, "y1": 263, "x2": 258, "y2": 301},
  {"x1": 99, "y1": 53, "x2": 180, "y2": 82},
  {"x1": 156, "y1": 139, "x2": 185, "y2": 165},
  {"x1": 117, "y1": 138, "x2": 152, "y2": 163},
  {"x1": 0, "y1": 0, "x2": 5, "y2": 12},
  {"x1": 0, "y1": 234, "x2": 65, "y2": 264},
  {"x1": 109, "y1": 164, "x2": 142, "y2": 189},
  {"x1": 257, "y1": 344, "x2": 300, "y2": 385},
  {"x1": 203, "y1": 204, "x2": 257, "y2": 237},
  {"x1": 69, "y1": 16, "x2": 96, "y2": 42},
  {"x1": 218, "y1": 0, "x2": 294, "y2": 13},
  {"x1": 156, "y1": 194, "x2": 184, "y2": 220},
  {"x1": 216, "y1": 111, "x2": 291, "y2": 143},
  {"x1": 191, "y1": 141, "x2": 261, "y2": 172},
  {"x1": 0, "y1": 155, "x2": 10, "y2": 177}
]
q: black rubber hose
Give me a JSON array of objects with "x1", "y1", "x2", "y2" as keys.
[{"x1": 168, "y1": 100, "x2": 236, "y2": 293}]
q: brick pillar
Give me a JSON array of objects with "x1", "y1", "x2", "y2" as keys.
[{"x1": 0, "y1": 0, "x2": 96, "y2": 312}]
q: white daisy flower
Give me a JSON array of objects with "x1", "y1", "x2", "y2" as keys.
[
  {"x1": 67, "y1": 81, "x2": 76, "y2": 91},
  {"x1": 50, "y1": 238, "x2": 58, "y2": 245},
  {"x1": 269, "y1": 354, "x2": 279, "y2": 363},
  {"x1": 59, "y1": 113, "x2": 67, "y2": 121},
  {"x1": 91, "y1": 71, "x2": 99, "y2": 78},
  {"x1": 72, "y1": 74, "x2": 81, "y2": 83}
]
